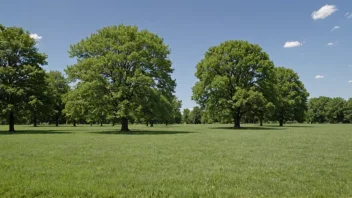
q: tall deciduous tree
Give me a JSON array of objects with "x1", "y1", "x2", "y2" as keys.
[
  {"x1": 46, "y1": 71, "x2": 69, "y2": 126},
  {"x1": 27, "y1": 76, "x2": 54, "y2": 127},
  {"x1": 0, "y1": 25, "x2": 47, "y2": 132},
  {"x1": 62, "y1": 86, "x2": 87, "y2": 127},
  {"x1": 192, "y1": 40, "x2": 275, "y2": 128},
  {"x1": 171, "y1": 98, "x2": 182, "y2": 124},
  {"x1": 272, "y1": 67, "x2": 309, "y2": 126},
  {"x1": 182, "y1": 109, "x2": 191, "y2": 124},
  {"x1": 66, "y1": 25, "x2": 175, "y2": 132},
  {"x1": 189, "y1": 106, "x2": 202, "y2": 124}
]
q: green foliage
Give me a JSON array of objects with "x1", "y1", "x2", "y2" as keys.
[
  {"x1": 307, "y1": 97, "x2": 350, "y2": 124},
  {"x1": 27, "y1": 73, "x2": 55, "y2": 126},
  {"x1": 307, "y1": 96, "x2": 331, "y2": 123},
  {"x1": 189, "y1": 106, "x2": 202, "y2": 124},
  {"x1": 62, "y1": 86, "x2": 87, "y2": 126},
  {"x1": 182, "y1": 109, "x2": 191, "y2": 124},
  {"x1": 46, "y1": 71, "x2": 70, "y2": 125},
  {"x1": 170, "y1": 97, "x2": 182, "y2": 124},
  {"x1": 325, "y1": 97, "x2": 346, "y2": 123},
  {"x1": 272, "y1": 67, "x2": 309, "y2": 126},
  {"x1": 0, "y1": 24, "x2": 47, "y2": 131},
  {"x1": 66, "y1": 25, "x2": 175, "y2": 131},
  {"x1": 192, "y1": 40, "x2": 276, "y2": 128},
  {"x1": 344, "y1": 98, "x2": 352, "y2": 123}
]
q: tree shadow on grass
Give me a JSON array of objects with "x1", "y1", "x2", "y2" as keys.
[
  {"x1": 210, "y1": 126, "x2": 286, "y2": 131},
  {"x1": 0, "y1": 130, "x2": 72, "y2": 135},
  {"x1": 271, "y1": 125, "x2": 314, "y2": 128},
  {"x1": 90, "y1": 130, "x2": 196, "y2": 135}
]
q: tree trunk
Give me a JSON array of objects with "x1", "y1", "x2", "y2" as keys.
[
  {"x1": 146, "y1": 121, "x2": 149, "y2": 126},
  {"x1": 55, "y1": 114, "x2": 59, "y2": 127},
  {"x1": 150, "y1": 120, "x2": 154, "y2": 127},
  {"x1": 279, "y1": 119, "x2": 284, "y2": 127},
  {"x1": 165, "y1": 121, "x2": 168, "y2": 126},
  {"x1": 73, "y1": 120, "x2": 76, "y2": 127},
  {"x1": 100, "y1": 120, "x2": 103, "y2": 127},
  {"x1": 234, "y1": 118, "x2": 240, "y2": 128},
  {"x1": 33, "y1": 116, "x2": 37, "y2": 127},
  {"x1": 90, "y1": 123, "x2": 93, "y2": 126},
  {"x1": 120, "y1": 117, "x2": 129, "y2": 132},
  {"x1": 260, "y1": 118, "x2": 263, "y2": 127},
  {"x1": 9, "y1": 112, "x2": 15, "y2": 132}
]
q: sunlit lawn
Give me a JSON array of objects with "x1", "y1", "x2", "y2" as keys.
[{"x1": 1, "y1": 124, "x2": 351, "y2": 197}]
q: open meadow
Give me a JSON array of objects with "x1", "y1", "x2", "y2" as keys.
[{"x1": 1, "y1": 124, "x2": 352, "y2": 197}]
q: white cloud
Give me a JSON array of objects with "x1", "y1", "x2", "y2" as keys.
[
  {"x1": 349, "y1": 65, "x2": 352, "y2": 67},
  {"x1": 345, "y1": 12, "x2": 352, "y2": 19},
  {"x1": 331, "y1": 26, "x2": 340, "y2": 32},
  {"x1": 283, "y1": 41, "x2": 303, "y2": 48},
  {"x1": 348, "y1": 80, "x2": 352, "y2": 83},
  {"x1": 312, "y1": 5, "x2": 338, "y2": 20},
  {"x1": 315, "y1": 75, "x2": 324, "y2": 79},
  {"x1": 327, "y1": 41, "x2": 338, "y2": 46},
  {"x1": 29, "y1": 33, "x2": 42, "y2": 41}
]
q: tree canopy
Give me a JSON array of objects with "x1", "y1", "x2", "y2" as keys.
[
  {"x1": 192, "y1": 40, "x2": 276, "y2": 128},
  {"x1": 272, "y1": 67, "x2": 309, "y2": 126},
  {"x1": 65, "y1": 25, "x2": 176, "y2": 131},
  {"x1": 0, "y1": 25, "x2": 47, "y2": 131},
  {"x1": 46, "y1": 71, "x2": 70, "y2": 126}
]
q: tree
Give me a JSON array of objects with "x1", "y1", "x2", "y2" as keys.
[
  {"x1": 66, "y1": 25, "x2": 175, "y2": 132},
  {"x1": 325, "y1": 97, "x2": 345, "y2": 123},
  {"x1": 0, "y1": 25, "x2": 47, "y2": 132},
  {"x1": 344, "y1": 98, "x2": 352, "y2": 123},
  {"x1": 189, "y1": 106, "x2": 202, "y2": 124},
  {"x1": 182, "y1": 109, "x2": 191, "y2": 124},
  {"x1": 247, "y1": 92, "x2": 275, "y2": 126},
  {"x1": 62, "y1": 87, "x2": 87, "y2": 126},
  {"x1": 27, "y1": 79, "x2": 54, "y2": 127},
  {"x1": 46, "y1": 71, "x2": 69, "y2": 126},
  {"x1": 168, "y1": 97, "x2": 182, "y2": 125},
  {"x1": 272, "y1": 67, "x2": 309, "y2": 126},
  {"x1": 306, "y1": 97, "x2": 331, "y2": 123},
  {"x1": 192, "y1": 40, "x2": 276, "y2": 128},
  {"x1": 173, "y1": 99, "x2": 183, "y2": 124}
]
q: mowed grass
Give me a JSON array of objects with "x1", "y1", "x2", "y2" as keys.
[{"x1": 0, "y1": 124, "x2": 352, "y2": 197}]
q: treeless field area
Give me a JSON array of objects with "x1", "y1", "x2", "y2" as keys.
[{"x1": 1, "y1": 124, "x2": 351, "y2": 197}]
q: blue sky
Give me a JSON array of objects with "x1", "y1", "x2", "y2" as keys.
[{"x1": 1, "y1": 0, "x2": 352, "y2": 109}]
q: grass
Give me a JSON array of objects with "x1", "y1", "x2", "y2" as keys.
[{"x1": 0, "y1": 124, "x2": 352, "y2": 197}]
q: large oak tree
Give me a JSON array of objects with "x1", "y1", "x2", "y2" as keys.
[
  {"x1": 66, "y1": 25, "x2": 175, "y2": 132},
  {"x1": 0, "y1": 25, "x2": 47, "y2": 132},
  {"x1": 192, "y1": 40, "x2": 275, "y2": 128}
]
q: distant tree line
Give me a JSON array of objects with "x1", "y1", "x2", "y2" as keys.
[
  {"x1": 1, "y1": 24, "x2": 351, "y2": 132},
  {"x1": 307, "y1": 97, "x2": 352, "y2": 124},
  {"x1": 184, "y1": 96, "x2": 352, "y2": 125}
]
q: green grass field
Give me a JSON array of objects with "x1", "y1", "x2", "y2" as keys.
[{"x1": 1, "y1": 124, "x2": 352, "y2": 197}]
